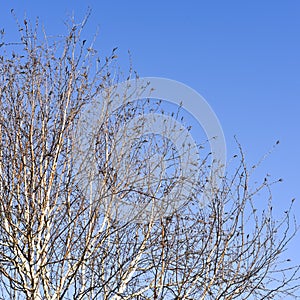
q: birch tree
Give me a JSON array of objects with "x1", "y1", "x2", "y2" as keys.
[{"x1": 0, "y1": 15, "x2": 299, "y2": 299}]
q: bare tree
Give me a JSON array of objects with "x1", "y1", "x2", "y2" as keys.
[{"x1": 0, "y1": 15, "x2": 299, "y2": 300}]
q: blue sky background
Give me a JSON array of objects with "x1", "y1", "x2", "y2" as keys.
[{"x1": 1, "y1": 0, "x2": 300, "y2": 286}]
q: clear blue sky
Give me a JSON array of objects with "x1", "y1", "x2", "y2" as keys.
[{"x1": 2, "y1": 0, "x2": 300, "y2": 277}]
